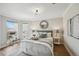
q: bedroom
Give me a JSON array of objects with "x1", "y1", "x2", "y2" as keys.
[{"x1": 0, "y1": 3, "x2": 79, "y2": 56}]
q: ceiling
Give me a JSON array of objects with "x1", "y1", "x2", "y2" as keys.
[{"x1": 0, "y1": 3, "x2": 70, "y2": 21}]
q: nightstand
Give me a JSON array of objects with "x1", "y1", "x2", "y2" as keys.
[{"x1": 53, "y1": 37, "x2": 61, "y2": 44}]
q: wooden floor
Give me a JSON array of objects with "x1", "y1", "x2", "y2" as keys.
[
  {"x1": 54, "y1": 44, "x2": 70, "y2": 56},
  {"x1": 0, "y1": 43, "x2": 20, "y2": 56}
]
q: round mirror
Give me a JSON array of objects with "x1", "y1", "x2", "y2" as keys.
[{"x1": 40, "y1": 20, "x2": 48, "y2": 29}]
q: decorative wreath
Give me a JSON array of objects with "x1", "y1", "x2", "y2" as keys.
[{"x1": 40, "y1": 20, "x2": 48, "y2": 29}]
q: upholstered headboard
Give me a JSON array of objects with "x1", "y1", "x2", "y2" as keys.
[{"x1": 32, "y1": 30, "x2": 53, "y2": 38}]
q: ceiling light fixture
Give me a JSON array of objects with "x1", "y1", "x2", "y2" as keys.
[
  {"x1": 52, "y1": 3, "x2": 56, "y2": 5},
  {"x1": 35, "y1": 9, "x2": 39, "y2": 15}
]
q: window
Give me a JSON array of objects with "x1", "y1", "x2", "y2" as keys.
[
  {"x1": 6, "y1": 21, "x2": 15, "y2": 29},
  {"x1": 6, "y1": 20, "x2": 19, "y2": 44}
]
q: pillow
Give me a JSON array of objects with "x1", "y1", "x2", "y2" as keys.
[
  {"x1": 47, "y1": 33, "x2": 51, "y2": 37},
  {"x1": 40, "y1": 34, "x2": 47, "y2": 38},
  {"x1": 31, "y1": 37, "x2": 39, "y2": 40}
]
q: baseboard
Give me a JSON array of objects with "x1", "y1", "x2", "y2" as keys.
[{"x1": 63, "y1": 43, "x2": 75, "y2": 56}]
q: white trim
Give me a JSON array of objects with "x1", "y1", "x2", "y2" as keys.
[
  {"x1": 64, "y1": 43, "x2": 72, "y2": 56},
  {"x1": 63, "y1": 4, "x2": 74, "y2": 17},
  {"x1": 63, "y1": 42, "x2": 75, "y2": 56}
]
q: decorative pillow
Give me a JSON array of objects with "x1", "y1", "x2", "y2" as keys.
[
  {"x1": 32, "y1": 37, "x2": 39, "y2": 40},
  {"x1": 40, "y1": 34, "x2": 47, "y2": 38},
  {"x1": 47, "y1": 33, "x2": 51, "y2": 37}
]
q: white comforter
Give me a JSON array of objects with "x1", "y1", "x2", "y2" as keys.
[
  {"x1": 20, "y1": 39, "x2": 53, "y2": 56},
  {"x1": 38, "y1": 37, "x2": 53, "y2": 46}
]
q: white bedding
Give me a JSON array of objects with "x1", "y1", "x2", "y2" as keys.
[
  {"x1": 5, "y1": 37, "x2": 53, "y2": 56},
  {"x1": 20, "y1": 39, "x2": 53, "y2": 56},
  {"x1": 38, "y1": 37, "x2": 53, "y2": 46}
]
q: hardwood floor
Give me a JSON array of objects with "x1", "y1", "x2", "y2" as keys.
[
  {"x1": 54, "y1": 44, "x2": 70, "y2": 56},
  {"x1": 0, "y1": 43, "x2": 20, "y2": 56}
]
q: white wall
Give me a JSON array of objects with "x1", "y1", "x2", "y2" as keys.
[
  {"x1": 63, "y1": 4, "x2": 79, "y2": 55},
  {"x1": 30, "y1": 17, "x2": 63, "y2": 31}
]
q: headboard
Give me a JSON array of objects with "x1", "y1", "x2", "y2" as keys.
[{"x1": 32, "y1": 30, "x2": 53, "y2": 37}]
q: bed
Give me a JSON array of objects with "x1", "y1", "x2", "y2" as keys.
[
  {"x1": 20, "y1": 30, "x2": 53, "y2": 56},
  {"x1": 32, "y1": 30, "x2": 53, "y2": 46}
]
